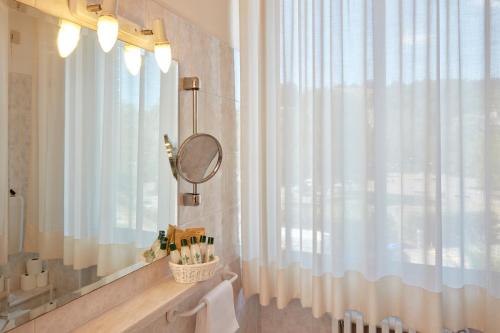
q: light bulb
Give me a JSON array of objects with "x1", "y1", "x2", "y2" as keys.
[
  {"x1": 124, "y1": 44, "x2": 142, "y2": 76},
  {"x1": 57, "y1": 20, "x2": 81, "y2": 58},
  {"x1": 154, "y1": 42, "x2": 172, "y2": 73},
  {"x1": 97, "y1": 15, "x2": 118, "y2": 53}
]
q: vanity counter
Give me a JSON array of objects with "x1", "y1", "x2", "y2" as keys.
[
  {"x1": 7, "y1": 258, "x2": 239, "y2": 333},
  {"x1": 73, "y1": 276, "x2": 195, "y2": 333}
]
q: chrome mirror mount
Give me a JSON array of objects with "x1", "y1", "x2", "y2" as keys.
[{"x1": 164, "y1": 77, "x2": 223, "y2": 206}]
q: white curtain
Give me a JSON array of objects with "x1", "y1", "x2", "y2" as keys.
[
  {"x1": 240, "y1": 0, "x2": 500, "y2": 332},
  {"x1": 32, "y1": 29, "x2": 178, "y2": 277},
  {"x1": 0, "y1": 0, "x2": 8, "y2": 264}
]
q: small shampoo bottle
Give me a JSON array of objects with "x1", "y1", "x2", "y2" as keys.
[
  {"x1": 169, "y1": 243, "x2": 182, "y2": 264},
  {"x1": 180, "y1": 239, "x2": 191, "y2": 265},
  {"x1": 199, "y1": 235, "x2": 207, "y2": 263},
  {"x1": 159, "y1": 237, "x2": 168, "y2": 258},
  {"x1": 206, "y1": 237, "x2": 215, "y2": 262},
  {"x1": 190, "y1": 236, "x2": 202, "y2": 264},
  {"x1": 152, "y1": 230, "x2": 165, "y2": 255}
]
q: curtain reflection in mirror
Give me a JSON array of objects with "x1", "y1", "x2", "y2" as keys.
[{"x1": 23, "y1": 26, "x2": 177, "y2": 277}]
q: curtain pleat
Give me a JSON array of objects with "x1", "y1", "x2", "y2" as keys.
[
  {"x1": 240, "y1": 0, "x2": 500, "y2": 331},
  {"x1": 35, "y1": 18, "x2": 65, "y2": 259}
]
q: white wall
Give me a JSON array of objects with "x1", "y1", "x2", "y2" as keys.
[{"x1": 157, "y1": 0, "x2": 239, "y2": 48}]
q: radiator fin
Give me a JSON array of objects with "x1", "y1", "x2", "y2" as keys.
[{"x1": 336, "y1": 311, "x2": 480, "y2": 333}]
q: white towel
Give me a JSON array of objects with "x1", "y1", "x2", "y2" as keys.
[{"x1": 195, "y1": 280, "x2": 239, "y2": 333}]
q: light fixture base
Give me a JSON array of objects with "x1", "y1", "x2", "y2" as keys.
[
  {"x1": 86, "y1": 4, "x2": 101, "y2": 12},
  {"x1": 183, "y1": 77, "x2": 200, "y2": 91},
  {"x1": 183, "y1": 193, "x2": 200, "y2": 206}
]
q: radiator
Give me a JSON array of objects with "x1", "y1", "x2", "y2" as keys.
[{"x1": 334, "y1": 311, "x2": 479, "y2": 333}]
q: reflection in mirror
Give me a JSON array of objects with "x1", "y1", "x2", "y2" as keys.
[
  {"x1": 177, "y1": 134, "x2": 223, "y2": 184},
  {"x1": 0, "y1": 2, "x2": 178, "y2": 330}
]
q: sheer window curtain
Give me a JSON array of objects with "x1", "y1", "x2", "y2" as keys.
[
  {"x1": 240, "y1": 0, "x2": 500, "y2": 332},
  {"x1": 0, "y1": 0, "x2": 8, "y2": 264}
]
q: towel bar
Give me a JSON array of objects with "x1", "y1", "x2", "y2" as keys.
[{"x1": 166, "y1": 271, "x2": 238, "y2": 323}]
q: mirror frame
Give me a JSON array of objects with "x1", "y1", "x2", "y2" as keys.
[{"x1": 176, "y1": 133, "x2": 223, "y2": 184}]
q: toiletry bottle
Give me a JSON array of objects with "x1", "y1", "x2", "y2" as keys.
[
  {"x1": 158, "y1": 237, "x2": 168, "y2": 258},
  {"x1": 180, "y1": 239, "x2": 191, "y2": 265},
  {"x1": 206, "y1": 237, "x2": 215, "y2": 262},
  {"x1": 143, "y1": 248, "x2": 155, "y2": 263},
  {"x1": 190, "y1": 236, "x2": 202, "y2": 264},
  {"x1": 169, "y1": 243, "x2": 182, "y2": 264},
  {"x1": 152, "y1": 230, "x2": 165, "y2": 254},
  {"x1": 154, "y1": 231, "x2": 167, "y2": 259},
  {"x1": 199, "y1": 235, "x2": 207, "y2": 263}
]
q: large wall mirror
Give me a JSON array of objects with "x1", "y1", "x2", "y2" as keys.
[{"x1": 0, "y1": 1, "x2": 178, "y2": 331}]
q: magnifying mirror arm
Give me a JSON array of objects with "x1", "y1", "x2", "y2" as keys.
[
  {"x1": 163, "y1": 134, "x2": 178, "y2": 180},
  {"x1": 176, "y1": 77, "x2": 223, "y2": 207}
]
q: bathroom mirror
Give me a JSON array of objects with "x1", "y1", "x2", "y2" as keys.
[
  {"x1": 0, "y1": 2, "x2": 178, "y2": 331},
  {"x1": 176, "y1": 134, "x2": 223, "y2": 184}
]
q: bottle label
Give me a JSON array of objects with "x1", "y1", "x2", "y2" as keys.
[{"x1": 195, "y1": 253, "x2": 201, "y2": 263}]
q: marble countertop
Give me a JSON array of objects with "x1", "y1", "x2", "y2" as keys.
[{"x1": 73, "y1": 276, "x2": 196, "y2": 333}]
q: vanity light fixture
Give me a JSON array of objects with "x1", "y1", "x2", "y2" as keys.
[
  {"x1": 96, "y1": 0, "x2": 119, "y2": 53},
  {"x1": 124, "y1": 44, "x2": 142, "y2": 76},
  {"x1": 57, "y1": 19, "x2": 81, "y2": 58},
  {"x1": 152, "y1": 19, "x2": 172, "y2": 73}
]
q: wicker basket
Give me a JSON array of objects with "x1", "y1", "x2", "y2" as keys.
[{"x1": 169, "y1": 256, "x2": 220, "y2": 283}]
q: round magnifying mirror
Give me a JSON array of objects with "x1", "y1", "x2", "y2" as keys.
[{"x1": 176, "y1": 133, "x2": 223, "y2": 184}]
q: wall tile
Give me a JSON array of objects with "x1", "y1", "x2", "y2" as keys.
[
  {"x1": 221, "y1": 98, "x2": 238, "y2": 154},
  {"x1": 258, "y1": 299, "x2": 332, "y2": 333},
  {"x1": 118, "y1": 0, "x2": 146, "y2": 27},
  {"x1": 221, "y1": 207, "x2": 240, "y2": 265},
  {"x1": 201, "y1": 35, "x2": 221, "y2": 97},
  {"x1": 220, "y1": 45, "x2": 236, "y2": 101},
  {"x1": 236, "y1": 295, "x2": 261, "y2": 333}
]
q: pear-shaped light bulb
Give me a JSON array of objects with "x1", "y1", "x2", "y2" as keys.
[
  {"x1": 97, "y1": 15, "x2": 118, "y2": 53},
  {"x1": 57, "y1": 20, "x2": 81, "y2": 58},
  {"x1": 124, "y1": 44, "x2": 142, "y2": 76},
  {"x1": 154, "y1": 42, "x2": 172, "y2": 73}
]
